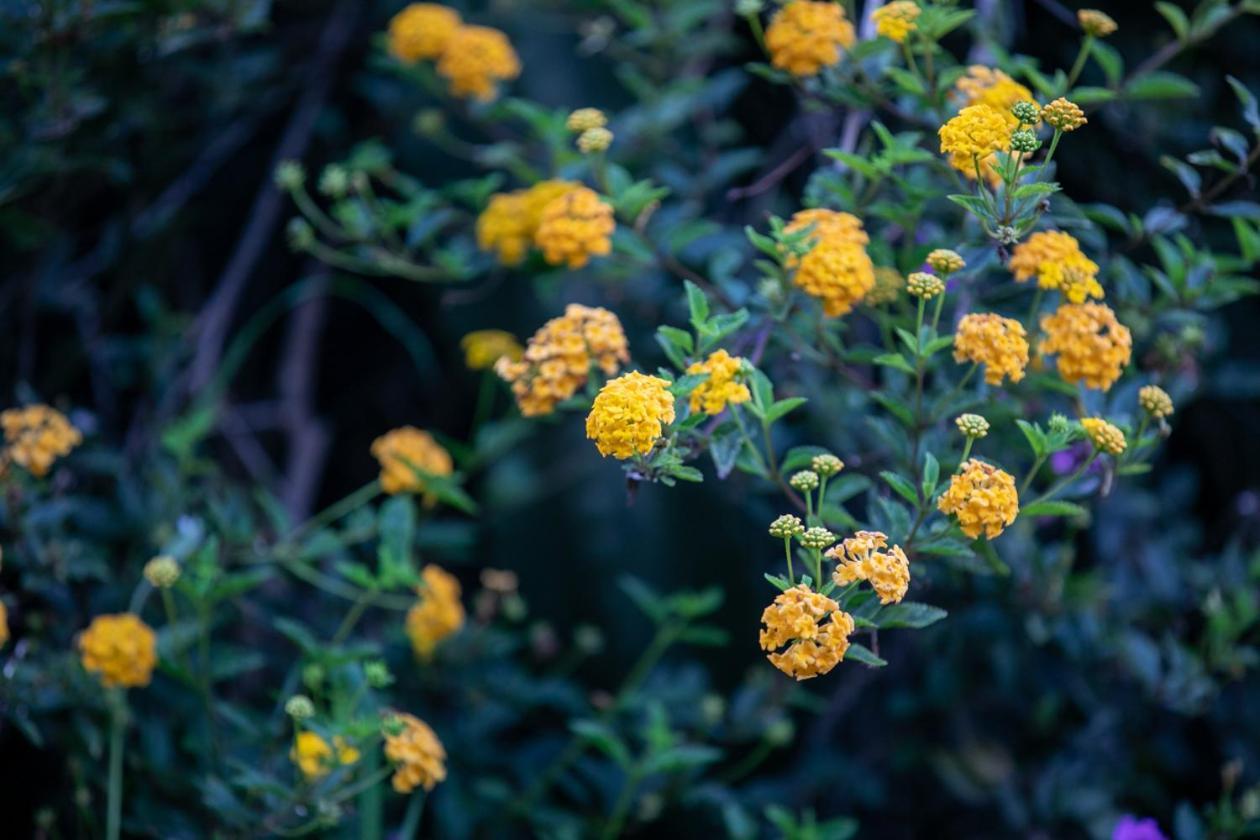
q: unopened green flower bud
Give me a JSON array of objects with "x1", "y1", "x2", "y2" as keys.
[
  {"x1": 1010, "y1": 129, "x2": 1041, "y2": 153},
  {"x1": 577, "y1": 127, "x2": 613, "y2": 154},
  {"x1": 700, "y1": 693, "x2": 726, "y2": 725},
  {"x1": 1048, "y1": 413, "x2": 1071, "y2": 434},
  {"x1": 907, "y1": 272, "x2": 944, "y2": 300},
  {"x1": 926, "y1": 248, "x2": 965, "y2": 275},
  {"x1": 413, "y1": 109, "x2": 446, "y2": 136},
  {"x1": 381, "y1": 714, "x2": 406, "y2": 738},
  {"x1": 143, "y1": 555, "x2": 181, "y2": 589},
  {"x1": 274, "y1": 160, "x2": 305, "y2": 191},
  {"x1": 768, "y1": 514, "x2": 804, "y2": 539},
  {"x1": 735, "y1": 0, "x2": 765, "y2": 16},
  {"x1": 955, "y1": 413, "x2": 990, "y2": 439},
  {"x1": 302, "y1": 663, "x2": 326, "y2": 690},
  {"x1": 502, "y1": 592, "x2": 528, "y2": 622},
  {"x1": 799, "y1": 526, "x2": 835, "y2": 550},
  {"x1": 285, "y1": 695, "x2": 315, "y2": 720},
  {"x1": 811, "y1": 453, "x2": 844, "y2": 477},
  {"x1": 1011, "y1": 100, "x2": 1039, "y2": 126},
  {"x1": 565, "y1": 107, "x2": 606, "y2": 132},
  {"x1": 765, "y1": 718, "x2": 796, "y2": 746},
  {"x1": 789, "y1": 470, "x2": 819, "y2": 492},
  {"x1": 286, "y1": 217, "x2": 315, "y2": 251},
  {"x1": 574, "y1": 624, "x2": 605, "y2": 654},
  {"x1": 316, "y1": 800, "x2": 343, "y2": 827},
  {"x1": 996, "y1": 225, "x2": 1019, "y2": 244},
  {"x1": 364, "y1": 661, "x2": 394, "y2": 689},
  {"x1": 319, "y1": 165, "x2": 350, "y2": 198}
]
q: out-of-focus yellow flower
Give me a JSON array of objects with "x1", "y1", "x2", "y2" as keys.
[
  {"x1": 953, "y1": 313, "x2": 1029, "y2": 386},
  {"x1": 940, "y1": 104, "x2": 1013, "y2": 163},
  {"x1": 0, "y1": 601, "x2": 8, "y2": 648},
  {"x1": 1041, "y1": 97, "x2": 1088, "y2": 132},
  {"x1": 1139, "y1": 385, "x2": 1174, "y2": 419},
  {"x1": 495, "y1": 304, "x2": 629, "y2": 417},
  {"x1": 461, "y1": 330, "x2": 523, "y2": 371},
  {"x1": 685, "y1": 350, "x2": 750, "y2": 415},
  {"x1": 371, "y1": 427, "x2": 453, "y2": 500},
  {"x1": 291, "y1": 732, "x2": 360, "y2": 780},
  {"x1": 566, "y1": 108, "x2": 607, "y2": 132},
  {"x1": 2, "y1": 404, "x2": 82, "y2": 477},
  {"x1": 1078, "y1": 9, "x2": 1117, "y2": 37},
  {"x1": 765, "y1": 1, "x2": 856, "y2": 77},
  {"x1": 534, "y1": 186, "x2": 615, "y2": 269},
  {"x1": 406, "y1": 564, "x2": 465, "y2": 659},
  {"x1": 383, "y1": 712, "x2": 447, "y2": 793},
  {"x1": 784, "y1": 209, "x2": 874, "y2": 317},
  {"x1": 759, "y1": 585, "x2": 854, "y2": 680},
  {"x1": 954, "y1": 66, "x2": 1038, "y2": 129},
  {"x1": 388, "y1": 4, "x2": 462, "y2": 63},
  {"x1": 827, "y1": 530, "x2": 910, "y2": 605},
  {"x1": 436, "y1": 25, "x2": 520, "y2": 101},
  {"x1": 867, "y1": 266, "x2": 905, "y2": 305},
  {"x1": 927, "y1": 249, "x2": 966, "y2": 275},
  {"x1": 938, "y1": 459, "x2": 1019, "y2": 539},
  {"x1": 1009, "y1": 230, "x2": 1102, "y2": 302},
  {"x1": 476, "y1": 180, "x2": 579, "y2": 265},
  {"x1": 784, "y1": 208, "x2": 869, "y2": 252},
  {"x1": 871, "y1": 1, "x2": 921, "y2": 44},
  {"x1": 79, "y1": 613, "x2": 157, "y2": 689},
  {"x1": 1038, "y1": 302, "x2": 1132, "y2": 392},
  {"x1": 1082, "y1": 417, "x2": 1126, "y2": 455},
  {"x1": 143, "y1": 555, "x2": 181, "y2": 589},
  {"x1": 585, "y1": 372, "x2": 675, "y2": 459}
]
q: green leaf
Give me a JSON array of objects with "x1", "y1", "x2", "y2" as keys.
[
  {"x1": 1021, "y1": 500, "x2": 1088, "y2": 518},
  {"x1": 971, "y1": 538, "x2": 1010, "y2": 576},
  {"x1": 1155, "y1": 1, "x2": 1190, "y2": 39},
  {"x1": 1226, "y1": 75, "x2": 1260, "y2": 130},
  {"x1": 875, "y1": 602, "x2": 948, "y2": 629},
  {"x1": 763, "y1": 573, "x2": 791, "y2": 592},
  {"x1": 880, "y1": 470, "x2": 920, "y2": 506},
  {"x1": 1069, "y1": 86, "x2": 1116, "y2": 106},
  {"x1": 873, "y1": 352, "x2": 915, "y2": 374},
  {"x1": 620, "y1": 576, "x2": 667, "y2": 622},
  {"x1": 1015, "y1": 419, "x2": 1048, "y2": 458},
  {"x1": 1126, "y1": 72, "x2": 1199, "y2": 100},
  {"x1": 684, "y1": 280, "x2": 710, "y2": 326},
  {"x1": 845, "y1": 642, "x2": 887, "y2": 668},
  {"x1": 669, "y1": 464, "x2": 705, "y2": 483},
  {"x1": 764, "y1": 396, "x2": 807, "y2": 424},
  {"x1": 922, "y1": 452, "x2": 940, "y2": 500},
  {"x1": 570, "y1": 720, "x2": 633, "y2": 769}
]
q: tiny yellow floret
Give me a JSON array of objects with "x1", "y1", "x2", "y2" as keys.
[
  {"x1": 1138, "y1": 385, "x2": 1174, "y2": 419},
  {"x1": 291, "y1": 732, "x2": 360, "y2": 780},
  {"x1": 827, "y1": 530, "x2": 911, "y2": 605},
  {"x1": 461, "y1": 330, "x2": 523, "y2": 370}
]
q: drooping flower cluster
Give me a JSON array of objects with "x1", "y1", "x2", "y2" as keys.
[
  {"x1": 954, "y1": 66, "x2": 1038, "y2": 128},
  {"x1": 387, "y1": 4, "x2": 519, "y2": 101},
  {"x1": 871, "y1": 1, "x2": 920, "y2": 43},
  {"x1": 685, "y1": 349, "x2": 750, "y2": 415},
  {"x1": 405, "y1": 564, "x2": 466, "y2": 659},
  {"x1": 1038, "y1": 302, "x2": 1132, "y2": 391},
  {"x1": 370, "y1": 427, "x2": 454, "y2": 501},
  {"x1": 759, "y1": 585, "x2": 855, "y2": 680},
  {"x1": 1, "y1": 404, "x2": 82, "y2": 477},
  {"x1": 785, "y1": 208, "x2": 875, "y2": 317},
  {"x1": 765, "y1": 1, "x2": 856, "y2": 77},
  {"x1": 585, "y1": 372, "x2": 676, "y2": 459},
  {"x1": 938, "y1": 104, "x2": 1013, "y2": 184},
  {"x1": 496, "y1": 304, "x2": 630, "y2": 416},
  {"x1": 1139, "y1": 385, "x2": 1174, "y2": 419},
  {"x1": 383, "y1": 712, "x2": 448, "y2": 793},
  {"x1": 291, "y1": 732, "x2": 360, "y2": 780},
  {"x1": 387, "y1": 4, "x2": 461, "y2": 62},
  {"x1": 79, "y1": 613, "x2": 158, "y2": 688},
  {"x1": 1082, "y1": 417, "x2": 1127, "y2": 455},
  {"x1": 1009, "y1": 230, "x2": 1102, "y2": 303},
  {"x1": 461, "y1": 330, "x2": 523, "y2": 370},
  {"x1": 827, "y1": 531, "x2": 910, "y2": 605},
  {"x1": 533, "y1": 186, "x2": 616, "y2": 269},
  {"x1": 938, "y1": 459, "x2": 1020, "y2": 539},
  {"x1": 953, "y1": 313, "x2": 1030, "y2": 386},
  {"x1": 476, "y1": 179, "x2": 579, "y2": 265}
]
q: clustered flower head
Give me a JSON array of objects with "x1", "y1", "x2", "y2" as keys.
[
  {"x1": 759, "y1": 585, "x2": 855, "y2": 680},
  {"x1": 383, "y1": 712, "x2": 447, "y2": 793},
  {"x1": 871, "y1": 1, "x2": 920, "y2": 44},
  {"x1": 533, "y1": 186, "x2": 615, "y2": 268},
  {"x1": 811, "y1": 453, "x2": 844, "y2": 477},
  {"x1": 954, "y1": 66, "x2": 1039, "y2": 129},
  {"x1": 790, "y1": 470, "x2": 819, "y2": 492},
  {"x1": 1038, "y1": 302, "x2": 1132, "y2": 391},
  {"x1": 939, "y1": 104, "x2": 1014, "y2": 184},
  {"x1": 585, "y1": 371, "x2": 675, "y2": 459},
  {"x1": 953, "y1": 313, "x2": 1030, "y2": 386},
  {"x1": 956, "y1": 413, "x2": 991, "y2": 439},
  {"x1": 370, "y1": 427, "x2": 454, "y2": 501},
  {"x1": 1082, "y1": 417, "x2": 1127, "y2": 455},
  {"x1": 938, "y1": 459, "x2": 1020, "y2": 539},
  {"x1": 927, "y1": 249, "x2": 966, "y2": 275},
  {"x1": 685, "y1": 349, "x2": 751, "y2": 415},
  {"x1": 285, "y1": 695, "x2": 316, "y2": 721},
  {"x1": 1010, "y1": 129, "x2": 1040, "y2": 154},
  {"x1": 769, "y1": 514, "x2": 805, "y2": 539},
  {"x1": 406, "y1": 564, "x2": 466, "y2": 659},
  {"x1": 1011, "y1": 100, "x2": 1040, "y2": 126},
  {"x1": 577, "y1": 127, "x2": 613, "y2": 154},
  {"x1": 496, "y1": 304, "x2": 629, "y2": 417},
  {"x1": 461, "y1": 329, "x2": 523, "y2": 370},
  {"x1": 765, "y1": 1, "x2": 856, "y2": 77},
  {"x1": 566, "y1": 107, "x2": 606, "y2": 132},
  {"x1": 827, "y1": 531, "x2": 911, "y2": 605},
  {"x1": 907, "y1": 271, "x2": 945, "y2": 300},
  {"x1": 291, "y1": 732, "x2": 360, "y2": 780},
  {"x1": 79, "y1": 613, "x2": 157, "y2": 689},
  {"x1": 867, "y1": 266, "x2": 904, "y2": 305},
  {"x1": 1009, "y1": 230, "x2": 1102, "y2": 302},
  {"x1": 1078, "y1": 8, "x2": 1118, "y2": 37},
  {"x1": 388, "y1": 3, "x2": 462, "y2": 62},
  {"x1": 1041, "y1": 97, "x2": 1087, "y2": 132},
  {"x1": 785, "y1": 208, "x2": 875, "y2": 317},
  {"x1": 2, "y1": 404, "x2": 82, "y2": 477},
  {"x1": 799, "y1": 526, "x2": 835, "y2": 550},
  {"x1": 143, "y1": 555, "x2": 181, "y2": 589},
  {"x1": 1139, "y1": 385, "x2": 1174, "y2": 419},
  {"x1": 435, "y1": 24, "x2": 521, "y2": 101},
  {"x1": 476, "y1": 179, "x2": 579, "y2": 265}
]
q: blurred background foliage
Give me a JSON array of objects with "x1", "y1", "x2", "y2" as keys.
[{"x1": 2, "y1": 0, "x2": 1260, "y2": 837}]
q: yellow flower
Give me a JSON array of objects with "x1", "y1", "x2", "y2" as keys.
[
  {"x1": 79, "y1": 613, "x2": 157, "y2": 689},
  {"x1": 475, "y1": 180, "x2": 579, "y2": 265},
  {"x1": 871, "y1": 1, "x2": 921, "y2": 44},
  {"x1": 1038, "y1": 302, "x2": 1132, "y2": 392},
  {"x1": 291, "y1": 732, "x2": 360, "y2": 780},
  {"x1": 2, "y1": 404, "x2": 82, "y2": 477},
  {"x1": 939, "y1": 104, "x2": 1013, "y2": 163},
  {"x1": 533, "y1": 186, "x2": 615, "y2": 269},
  {"x1": 566, "y1": 108, "x2": 607, "y2": 132},
  {"x1": 794, "y1": 239, "x2": 875, "y2": 317},
  {"x1": 143, "y1": 555, "x2": 181, "y2": 589},
  {"x1": 938, "y1": 459, "x2": 1020, "y2": 540},
  {"x1": 436, "y1": 25, "x2": 520, "y2": 101},
  {"x1": 461, "y1": 330, "x2": 523, "y2": 370},
  {"x1": 1041, "y1": 256, "x2": 1104, "y2": 303},
  {"x1": 784, "y1": 207, "x2": 869, "y2": 251},
  {"x1": 383, "y1": 712, "x2": 447, "y2": 793},
  {"x1": 685, "y1": 350, "x2": 751, "y2": 415},
  {"x1": 1078, "y1": 9, "x2": 1117, "y2": 37},
  {"x1": 954, "y1": 66, "x2": 1038, "y2": 129},
  {"x1": 576, "y1": 127, "x2": 613, "y2": 154},
  {"x1": 906, "y1": 271, "x2": 944, "y2": 300},
  {"x1": 765, "y1": 1, "x2": 856, "y2": 77},
  {"x1": 405, "y1": 565, "x2": 465, "y2": 659},
  {"x1": 1139, "y1": 385, "x2": 1174, "y2": 419},
  {"x1": 585, "y1": 371, "x2": 675, "y2": 459},
  {"x1": 953, "y1": 313, "x2": 1029, "y2": 386},
  {"x1": 1009, "y1": 230, "x2": 1102, "y2": 302},
  {"x1": 927, "y1": 249, "x2": 966, "y2": 275},
  {"x1": 867, "y1": 266, "x2": 905, "y2": 305},
  {"x1": 827, "y1": 531, "x2": 910, "y2": 605},
  {"x1": 495, "y1": 304, "x2": 630, "y2": 417},
  {"x1": 1082, "y1": 417, "x2": 1126, "y2": 455},
  {"x1": 1041, "y1": 97, "x2": 1088, "y2": 132},
  {"x1": 370, "y1": 427, "x2": 453, "y2": 500},
  {"x1": 759, "y1": 585, "x2": 854, "y2": 680},
  {"x1": 387, "y1": 4, "x2": 462, "y2": 63},
  {"x1": 0, "y1": 601, "x2": 8, "y2": 648}
]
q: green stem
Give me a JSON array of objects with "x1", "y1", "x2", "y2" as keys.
[
  {"x1": 1065, "y1": 36, "x2": 1094, "y2": 90},
  {"x1": 398, "y1": 790, "x2": 427, "y2": 838},
  {"x1": 717, "y1": 738, "x2": 776, "y2": 785},
  {"x1": 106, "y1": 690, "x2": 126, "y2": 840},
  {"x1": 783, "y1": 538, "x2": 795, "y2": 584},
  {"x1": 960, "y1": 437, "x2": 975, "y2": 465},
  {"x1": 286, "y1": 480, "x2": 381, "y2": 544},
  {"x1": 359, "y1": 746, "x2": 384, "y2": 840},
  {"x1": 1019, "y1": 454, "x2": 1047, "y2": 496},
  {"x1": 332, "y1": 595, "x2": 371, "y2": 646},
  {"x1": 1039, "y1": 130, "x2": 1063, "y2": 179},
  {"x1": 1029, "y1": 453, "x2": 1099, "y2": 507},
  {"x1": 1025, "y1": 287, "x2": 1045, "y2": 332},
  {"x1": 472, "y1": 370, "x2": 497, "y2": 432},
  {"x1": 601, "y1": 767, "x2": 643, "y2": 840},
  {"x1": 743, "y1": 13, "x2": 765, "y2": 52}
]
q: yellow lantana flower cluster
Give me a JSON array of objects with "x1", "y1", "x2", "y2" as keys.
[
  {"x1": 1078, "y1": 9, "x2": 1118, "y2": 37},
  {"x1": 1082, "y1": 417, "x2": 1126, "y2": 455},
  {"x1": 954, "y1": 66, "x2": 1038, "y2": 129},
  {"x1": 383, "y1": 712, "x2": 447, "y2": 793},
  {"x1": 370, "y1": 427, "x2": 454, "y2": 501},
  {"x1": 759, "y1": 585, "x2": 855, "y2": 681},
  {"x1": 1009, "y1": 230, "x2": 1103, "y2": 303},
  {"x1": 938, "y1": 459, "x2": 1020, "y2": 539},
  {"x1": 685, "y1": 349, "x2": 751, "y2": 415},
  {"x1": 827, "y1": 531, "x2": 910, "y2": 605},
  {"x1": 461, "y1": 329, "x2": 523, "y2": 371},
  {"x1": 871, "y1": 1, "x2": 921, "y2": 43},
  {"x1": 938, "y1": 104, "x2": 1013, "y2": 184},
  {"x1": 405, "y1": 564, "x2": 465, "y2": 659},
  {"x1": 784, "y1": 208, "x2": 875, "y2": 317},
  {"x1": 1042, "y1": 97, "x2": 1088, "y2": 132},
  {"x1": 533, "y1": 186, "x2": 616, "y2": 269},
  {"x1": 495, "y1": 304, "x2": 630, "y2": 417},
  {"x1": 2, "y1": 404, "x2": 82, "y2": 477},
  {"x1": 1139, "y1": 385, "x2": 1174, "y2": 419},
  {"x1": 765, "y1": 1, "x2": 856, "y2": 77},
  {"x1": 585, "y1": 371, "x2": 676, "y2": 459},
  {"x1": 953, "y1": 313, "x2": 1030, "y2": 386},
  {"x1": 387, "y1": 4, "x2": 520, "y2": 101},
  {"x1": 291, "y1": 732, "x2": 360, "y2": 780},
  {"x1": 79, "y1": 613, "x2": 157, "y2": 689},
  {"x1": 476, "y1": 180, "x2": 579, "y2": 265},
  {"x1": 1038, "y1": 302, "x2": 1132, "y2": 391}
]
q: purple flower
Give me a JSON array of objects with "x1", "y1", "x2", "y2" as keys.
[
  {"x1": 1050, "y1": 442, "x2": 1090, "y2": 475},
  {"x1": 1112, "y1": 815, "x2": 1168, "y2": 840}
]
